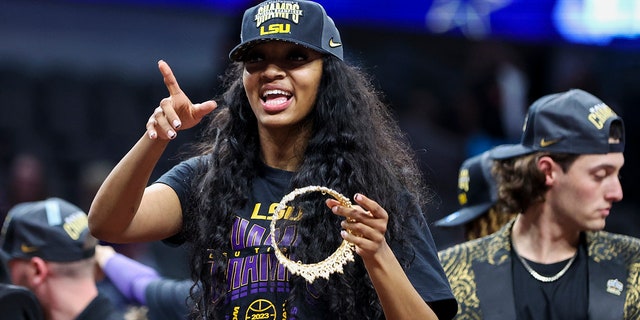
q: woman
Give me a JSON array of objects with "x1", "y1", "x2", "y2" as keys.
[{"x1": 88, "y1": 1, "x2": 456, "y2": 319}]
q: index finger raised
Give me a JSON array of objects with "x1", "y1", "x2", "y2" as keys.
[{"x1": 158, "y1": 60, "x2": 182, "y2": 96}]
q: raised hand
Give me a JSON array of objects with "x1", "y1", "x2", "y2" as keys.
[{"x1": 146, "y1": 60, "x2": 217, "y2": 140}]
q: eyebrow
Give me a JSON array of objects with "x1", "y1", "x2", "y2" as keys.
[{"x1": 588, "y1": 163, "x2": 623, "y2": 173}]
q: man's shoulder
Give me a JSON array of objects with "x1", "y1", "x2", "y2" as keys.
[
  {"x1": 438, "y1": 220, "x2": 513, "y2": 260},
  {"x1": 0, "y1": 284, "x2": 44, "y2": 320},
  {"x1": 587, "y1": 230, "x2": 640, "y2": 263},
  {"x1": 76, "y1": 293, "x2": 124, "y2": 320},
  {"x1": 588, "y1": 230, "x2": 640, "y2": 248},
  {"x1": 438, "y1": 236, "x2": 491, "y2": 256},
  {"x1": 438, "y1": 230, "x2": 509, "y2": 269}
]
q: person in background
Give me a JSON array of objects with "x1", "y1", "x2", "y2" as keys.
[
  {"x1": 0, "y1": 250, "x2": 44, "y2": 320},
  {"x1": 434, "y1": 148, "x2": 517, "y2": 241},
  {"x1": 95, "y1": 244, "x2": 191, "y2": 320},
  {"x1": 0, "y1": 197, "x2": 123, "y2": 320},
  {"x1": 0, "y1": 282, "x2": 44, "y2": 320},
  {"x1": 439, "y1": 88, "x2": 640, "y2": 319},
  {"x1": 1, "y1": 153, "x2": 48, "y2": 225},
  {"x1": 87, "y1": 0, "x2": 457, "y2": 319}
]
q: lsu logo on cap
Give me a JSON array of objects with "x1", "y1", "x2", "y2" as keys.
[{"x1": 260, "y1": 23, "x2": 291, "y2": 35}]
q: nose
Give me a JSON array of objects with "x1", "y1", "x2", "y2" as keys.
[
  {"x1": 261, "y1": 62, "x2": 285, "y2": 80},
  {"x1": 606, "y1": 177, "x2": 623, "y2": 202}
]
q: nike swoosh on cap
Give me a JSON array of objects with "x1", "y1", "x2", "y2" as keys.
[
  {"x1": 20, "y1": 243, "x2": 38, "y2": 253},
  {"x1": 328, "y1": 37, "x2": 341, "y2": 48},
  {"x1": 540, "y1": 138, "x2": 561, "y2": 147}
]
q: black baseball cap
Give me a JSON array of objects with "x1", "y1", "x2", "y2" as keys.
[
  {"x1": 491, "y1": 89, "x2": 625, "y2": 159},
  {"x1": 0, "y1": 198, "x2": 97, "y2": 262},
  {"x1": 434, "y1": 150, "x2": 497, "y2": 227},
  {"x1": 229, "y1": 0, "x2": 343, "y2": 61}
]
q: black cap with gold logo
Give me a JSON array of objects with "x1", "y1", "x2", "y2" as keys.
[
  {"x1": 491, "y1": 89, "x2": 625, "y2": 159},
  {"x1": 1, "y1": 198, "x2": 97, "y2": 262},
  {"x1": 229, "y1": 0, "x2": 343, "y2": 61},
  {"x1": 434, "y1": 150, "x2": 498, "y2": 227}
]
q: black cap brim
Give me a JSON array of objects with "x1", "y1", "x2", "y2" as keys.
[
  {"x1": 229, "y1": 38, "x2": 330, "y2": 62},
  {"x1": 434, "y1": 202, "x2": 494, "y2": 227},
  {"x1": 489, "y1": 143, "x2": 534, "y2": 160}
]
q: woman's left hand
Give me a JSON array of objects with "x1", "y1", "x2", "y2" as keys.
[
  {"x1": 327, "y1": 193, "x2": 438, "y2": 319},
  {"x1": 326, "y1": 193, "x2": 390, "y2": 261}
]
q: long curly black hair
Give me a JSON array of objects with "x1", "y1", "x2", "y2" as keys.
[{"x1": 182, "y1": 55, "x2": 431, "y2": 319}]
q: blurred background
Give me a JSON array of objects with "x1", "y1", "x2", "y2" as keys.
[{"x1": 2, "y1": 0, "x2": 640, "y2": 280}]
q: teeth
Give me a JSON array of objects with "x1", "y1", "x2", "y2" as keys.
[
  {"x1": 265, "y1": 97, "x2": 288, "y2": 106},
  {"x1": 263, "y1": 89, "x2": 291, "y2": 98}
]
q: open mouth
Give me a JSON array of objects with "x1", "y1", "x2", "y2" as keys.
[{"x1": 262, "y1": 89, "x2": 292, "y2": 106}]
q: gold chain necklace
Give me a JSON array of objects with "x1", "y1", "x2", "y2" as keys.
[
  {"x1": 513, "y1": 241, "x2": 577, "y2": 283},
  {"x1": 269, "y1": 186, "x2": 356, "y2": 283}
]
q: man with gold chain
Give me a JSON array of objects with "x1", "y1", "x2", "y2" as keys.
[{"x1": 439, "y1": 88, "x2": 640, "y2": 319}]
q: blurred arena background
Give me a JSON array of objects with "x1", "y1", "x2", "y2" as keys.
[{"x1": 2, "y1": 0, "x2": 639, "y2": 279}]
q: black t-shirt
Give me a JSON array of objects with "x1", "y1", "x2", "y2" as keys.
[
  {"x1": 0, "y1": 284, "x2": 44, "y2": 320},
  {"x1": 76, "y1": 293, "x2": 124, "y2": 320},
  {"x1": 156, "y1": 156, "x2": 456, "y2": 319},
  {"x1": 145, "y1": 279, "x2": 192, "y2": 320},
  {"x1": 512, "y1": 239, "x2": 588, "y2": 320}
]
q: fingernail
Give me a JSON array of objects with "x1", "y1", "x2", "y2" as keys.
[
  {"x1": 149, "y1": 131, "x2": 157, "y2": 139},
  {"x1": 168, "y1": 130, "x2": 176, "y2": 139},
  {"x1": 354, "y1": 193, "x2": 362, "y2": 201},
  {"x1": 173, "y1": 120, "x2": 181, "y2": 129},
  {"x1": 340, "y1": 230, "x2": 347, "y2": 238},
  {"x1": 331, "y1": 206, "x2": 338, "y2": 213}
]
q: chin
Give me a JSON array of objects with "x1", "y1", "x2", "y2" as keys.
[{"x1": 586, "y1": 220, "x2": 606, "y2": 232}]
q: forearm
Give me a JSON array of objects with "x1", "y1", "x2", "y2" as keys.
[
  {"x1": 365, "y1": 246, "x2": 438, "y2": 320},
  {"x1": 88, "y1": 134, "x2": 169, "y2": 242},
  {"x1": 103, "y1": 253, "x2": 160, "y2": 304}
]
